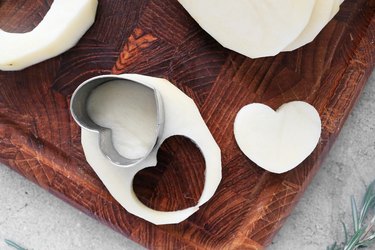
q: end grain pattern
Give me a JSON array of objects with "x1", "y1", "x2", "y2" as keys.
[{"x1": 0, "y1": 0, "x2": 374, "y2": 249}]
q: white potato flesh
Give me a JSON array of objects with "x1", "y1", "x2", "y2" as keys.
[
  {"x1": 283, "y1": 0, "x2": 335, "y2": 51},
  {"x1": 234, "y1": 101, "x2": 321, "y2": 174},
  {"x1": 87, "y1": 80, "x2": 158, "y2": 159},
  {"x1": 178, "y1": 0, "x2": 316, "y2": 58},
  {"x1": 0, "y1": 0, "x2": 98, "y2": 71},
  {"x1": 82, "y1": 74, "x2": 222, "y2": 225}
]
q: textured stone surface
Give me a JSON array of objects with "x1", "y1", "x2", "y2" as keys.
[{"x1": 0, "y1": 71, "x2": 374, "y2": 249}]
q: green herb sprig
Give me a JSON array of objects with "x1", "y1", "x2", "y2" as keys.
[
  {"x1": 327, "y1": 180, "x2": 375, "y2": 250},
  {"x1": 4, "y1": 239, "x2": 27, "y2": 250}
]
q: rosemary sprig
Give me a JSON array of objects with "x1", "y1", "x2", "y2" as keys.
[
  {"x1": 327, "y1": 180, "x2": 375, "y2": 250},
  {"x1": 4, "y1": 239, "x2": 27, "y2": 250}
]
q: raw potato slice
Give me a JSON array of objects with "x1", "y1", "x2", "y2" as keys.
[
  {"x1": 283, "y1": 0, "x2": 335, "y2": 51},
  {"x1": 234, "y1": 101, "x2": 321, "y2": 174},
  {"x1": 81, "y1": 74, "x2": 222, "y2": 225},
  {"x1": 0, "y1": 0, "x2": 98, "y2": 71},
  {"x1": 178, "y1": 0, "x2": 316, "y2": 58}
]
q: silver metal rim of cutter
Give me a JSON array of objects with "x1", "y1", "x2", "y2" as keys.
[{"x1": 70, "y1": 74, "x2": 164, "y2": 168}]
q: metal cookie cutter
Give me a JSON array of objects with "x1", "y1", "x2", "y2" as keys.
[{"x1": 70, "y1": 75, "x2": 164, "y2": 167}]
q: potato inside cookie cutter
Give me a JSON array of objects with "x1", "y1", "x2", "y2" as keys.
[
  {"x1": 71, "y1": 75, "x2": 164, "y2": 167},
  {"x1": 79, "y1": 74, "x2": 222, "y2": 225}
]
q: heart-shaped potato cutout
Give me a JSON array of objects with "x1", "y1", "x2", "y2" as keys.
[
  {"x1": 71, "y1": 76, "x2": 164, "y2": 167},
  {"x1": 86, "y1": 79, "x2": 161, "y2": 161},
  {"x1": 133, "y1": 136, "x2": 205, "y2": 211},
  {"x1": 234, "y1": 101, "x2": 321, "y2": 174},
  {"x1": 81, "y1": 74, "x2": 221, "y2": 225}
]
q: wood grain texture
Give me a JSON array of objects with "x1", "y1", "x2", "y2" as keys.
[{"x1": 0, "y1": 0, "x2": 374, "y2": 249}]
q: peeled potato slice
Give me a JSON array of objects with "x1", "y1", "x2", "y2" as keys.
[
  {"x1": 0, "y1": 0, "x2": 98, "y2": 71},
  {"x1": 283, "y1": 0, "x2": 336, "y2": 51},
  {"x1": 178, "y1": 0, "x2": 316, "y2": 58},
  {"x1": 81, "y1": 74, "x2": 222, "y2": 225},
  {"x1": 234, "y1": 101, "x2": 321, "y2": 174}
]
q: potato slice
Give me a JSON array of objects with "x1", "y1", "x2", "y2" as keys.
[
  {"x1": 81, "y1": 74, "x2": 222, "y2": 225},
  {"x1": 234, "y1": 101, "x2": 321, "y2": 174},
  {"x1": 0, "y1": 0, "x2": 97, "y2": 71},
  {"x1": 283, "y1": 0, "x2": 336, "y2": 51},
  {"x1": 178, "y1": 0, "x2": 316, "y2": 58}
]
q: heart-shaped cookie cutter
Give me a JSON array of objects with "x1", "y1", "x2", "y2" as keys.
[{"x1": 70, "y1": 75, "x2": 164, "y2": 167}]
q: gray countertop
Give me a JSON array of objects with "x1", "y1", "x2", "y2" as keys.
[{"x1": 0, "y1": 70, "x2": 374, "y2": 250}]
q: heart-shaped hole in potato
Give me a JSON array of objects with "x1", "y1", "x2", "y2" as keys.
[
  {"x1": 79, "y1": 74, "x2": 221, "y2": 224},
  {"x1": 0, "y1": 0, "x2": 52, "y2": 32},
  {"x1": 133, "y1": 135, "x2": 205, "y2": 211}
]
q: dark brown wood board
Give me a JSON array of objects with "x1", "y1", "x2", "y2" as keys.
[{"x1": 0, "y1": 0, "x2": 374, "y2": 249}]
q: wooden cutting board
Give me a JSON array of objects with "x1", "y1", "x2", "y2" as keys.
[{"x1": 0, "y1": 0, "x2": 374, "y2": 249}]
